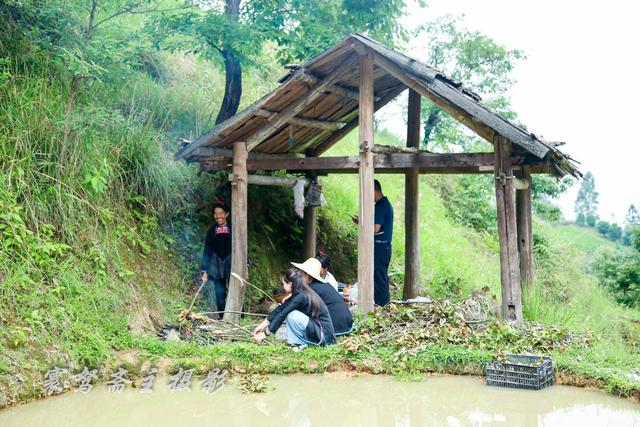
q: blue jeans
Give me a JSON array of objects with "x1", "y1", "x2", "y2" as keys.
[
  {"x1": 203, "y1": 278, "x2": 227, "y2": 312},
  {"x1": 285, "y1": 310, "x2": 326, "y2": 346},
  {"x1": 374, "y1": 242, "x2": 391, "y2": 306}
]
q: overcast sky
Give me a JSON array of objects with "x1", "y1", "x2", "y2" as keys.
[{"x1": 381, "y1": 0, "x2": 640, "y2": 223}]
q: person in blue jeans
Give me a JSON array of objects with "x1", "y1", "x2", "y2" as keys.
[
  {"x1": 200, "y1": 201, "x2": 232, "y2": 316},
  {"x1": 373, "y1": 179, "x2": 393, "y2": 306},
  {"x1": 352, "y1": 179, "x2": 394, "y2": 306},
  {"x1": 253, "y1": 268, "x2": 336, "y2": 347}
]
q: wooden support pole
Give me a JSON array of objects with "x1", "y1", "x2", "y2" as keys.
[
  {"x1": 225, "y1": 142, "x2": 248, "y2": 324},
  {"x1": 516, "y1": 166, "x2": 534, "y2": 303},
  {"x1": 493, "y1": 135, "x2": 523, "y2": 323},
  {"x1": 358, "y1": 50, "x2": 375, "y2": 314},
  {"x1": 403, "y1": 89, "x2": 421, "y2": 299},
  {"x1": 303, "y1": 172, "x2": 318, "y2": 259},
  {"x1": 303, "y1": 206, "x2": 317, "y2": 259}
]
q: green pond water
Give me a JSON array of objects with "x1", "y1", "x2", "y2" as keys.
[{"x1": 0, "y1": 375, "x2": 639, "y2": 426}]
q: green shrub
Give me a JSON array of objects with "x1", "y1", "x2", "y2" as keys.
[
  {"x1": 607, "y1": 223, "x2": 622, "y2": 242},
  {"x1": 596, "y1": 220, "x2": 610, "y2": 236},
  {"x1": 591, "y1": 249, "x2": 640, "y2": 308}
]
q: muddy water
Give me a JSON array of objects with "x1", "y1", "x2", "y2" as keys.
[{"x1": 1, "y1": 375, "x2": 639, "y2": 426}]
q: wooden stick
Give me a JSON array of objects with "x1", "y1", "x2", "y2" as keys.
[
  {"x1": 231, "y1": 272, "x2": 278, "y2": 304},
  {"x1": 201, "y1": 311, "x2": 268, "y2": 317},
  {"x1": 188, "y1": 277, "x2": 207, "y2": 313}
]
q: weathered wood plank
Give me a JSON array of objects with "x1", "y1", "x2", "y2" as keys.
[
  {"x1": 191, "y1": 147, "x2": 304, "y2": 160},
  {"x1": 516, "y1": 166, "x2": 534, "y2": 303},
  {"x1": 404, "y1": 89, "x2": 421, "y2": 300},
  {"x1": 358, "y1": 50, "x2": 375, "y2": 314},
  {"x1": 253, "y1": 109, "x2": 346, "y2": 131},
  {"x1": 225, "y1": 142, "x2": 249, "y2": 324},
  {"x1": 200, "y1": 152, "x2": 547, "y2": 172},
  {"x1": 246, "y1": 57, "x2": 358, "y2": 151},
  {"x1": 494, "y1": 135, "x2": 523, "y2": 323},
  {"x1": 245, "y1": 174, "x2": 308, "y2": 188}
]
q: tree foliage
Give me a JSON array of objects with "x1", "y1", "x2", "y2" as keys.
[
  {"x1": 596, "y1": 220, "x2": 610, "y2": 236},
  {"x1": 153, "y1": 0, "x2": 411, "y2": 124},
  {"x1": 414, "y1": 15, "x2": 524, "y2": 150},
  {"x1": 574, "y1": 171, "x2": 599, "y2": 219},
  {"x1": 625, "y1": 204, "x2": 640, "y2": 227},
  {"x1": 607, "y1": 223, "x2": 622, "y2": 242},
  {"x1": 593, "y1": 250, "x2": 640, "y2": 308}
]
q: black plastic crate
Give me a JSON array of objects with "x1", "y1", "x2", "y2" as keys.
[{"x1": 486, "y1": 354, "x2": 554, "y2": 390}]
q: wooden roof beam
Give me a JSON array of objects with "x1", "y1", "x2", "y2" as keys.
[
  {"x1": 246, "y1": 57, "x2": 358, "y2": 151},
  {"x1": 300, "y1": 69, "x2": 379, "y2": 103},
  {"x1": 189, "y1": 147, "x2": 304, "y2": 160},
  {"x1": 199, "y1": 152, "x2": 548, "y2": 173},
  {"x1": 370, "y1": 51, "x2": 496, "y2": 144},
  {"x1": 253, "y1": 109, "x2": 345, "y2": 131},
  {"x1": 176, "y1": 66, "x2": 323, "y2": 160},
  {"x1": 327, "y1": 84, "x2": 380, "y2": 102}
]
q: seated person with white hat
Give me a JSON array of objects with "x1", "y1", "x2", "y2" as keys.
[
  {"x1": 253, "y1": 267, "x2": 336, "y2": 348},
  {"x1": 291, "y1": 257, "x2": 354, "y2": 336}
]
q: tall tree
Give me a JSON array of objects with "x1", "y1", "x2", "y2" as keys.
[
  {"x1": 574, "y1": 171, "x2": 599, "y2": 219},
  {"x1": 625, "y1": 204, "x2": 640, "y2": 226},
  {"x1": 414, "y1": 15, "x2": 524, "y2": 150},
  {"x1": 154, "y1": 0, "x2": 411, "y2": 125}
]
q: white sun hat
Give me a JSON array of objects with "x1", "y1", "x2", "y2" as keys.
[{"x1": 290, "y1": 257, "x2": 327, "y2": 283}]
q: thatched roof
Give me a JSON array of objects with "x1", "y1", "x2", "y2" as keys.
[{"x1": 176, "y1": 34, "x2": 579, "y2": 178}]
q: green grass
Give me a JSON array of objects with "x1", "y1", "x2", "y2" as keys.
[{"x1": 550, "y1": 223, "x2": 621, "y2": 255}]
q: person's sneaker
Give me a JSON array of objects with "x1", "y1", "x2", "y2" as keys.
[{"x1": 291, "y1": 344, "x2": 308, "y2": 352}]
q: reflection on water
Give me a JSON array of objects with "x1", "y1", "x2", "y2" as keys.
[{"x1": 1, "y1": 375, "x2": 639, "y2": 426}]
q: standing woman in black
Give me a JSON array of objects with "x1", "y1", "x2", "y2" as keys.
[{"x1": 200, "y1": 201, "x2": 232, "y2": 316}]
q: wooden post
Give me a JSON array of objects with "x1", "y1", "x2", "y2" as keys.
[
  {"x1": 516, "y1": 166, "x2": 534, "y2": 302},
  {"x1": 358, "y1": 50, "x2": 375, "y2": 314},
  {"x1": 225, "y1": 141, "x2": 248, "y2": 324},
  {"x1": 493, "y1": 135, "x2": 523, "y2": 323},
  {"x1": 303, "y1": 206, "x2": 317, "y2": 258},
  {"x1": 403, "y1": 89, "x2": 421, "y2": 299}
]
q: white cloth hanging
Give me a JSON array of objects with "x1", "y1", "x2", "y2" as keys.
[{"x1": 293, "y1": 179, "x2": 306, "y2": 218}]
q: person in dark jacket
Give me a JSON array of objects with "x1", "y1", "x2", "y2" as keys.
[
  {"x1": 200, "y1": 201, "x2": 232, "y2": 314},
  {"x1": 253, "y1": 268, "x2": 336, "y2": 346},
  {"x1": 292, "y1": 257, "x2": 354, "y2": 335}
]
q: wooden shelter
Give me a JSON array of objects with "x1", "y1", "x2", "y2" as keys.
[{"x1": 176, "y1": 34, "x2": 580, "y2": 323}]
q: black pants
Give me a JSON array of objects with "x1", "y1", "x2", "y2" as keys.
[{"x1": 374, "y1": 242, "x2": 391, "y2": 306}]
